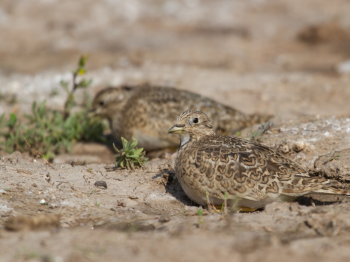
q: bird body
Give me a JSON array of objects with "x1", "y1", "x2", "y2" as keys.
[
  {"x1": 90, "y1": 85, "x2": 271, "y2": 151},
  {"x1": 168, "y1": 110, "x2": 349, "y2": 209}
]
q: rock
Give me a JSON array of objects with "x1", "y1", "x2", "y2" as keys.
[
  {"x1": 158, "y1": 216, "x2": 170, "y2": 223},
  {"x1": 280, "y1": 144, "x2": 289, "y2": 154},
  {"x1": 123, "y1": 199, "x2": 138, "y2": 207},
  {"x1": 94, "y1": 181, "x2": 107, "y2": 189},
  {"x1": 293, "y1": 141, "x2": 306, "y2": 152},
  {"x1": 336, "y1": 60, "x2": 350, "y2": 74}
]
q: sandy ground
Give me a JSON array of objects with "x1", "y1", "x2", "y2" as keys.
[{"x1": 1, "y1": 0, "x2": 350, "y2": 261}]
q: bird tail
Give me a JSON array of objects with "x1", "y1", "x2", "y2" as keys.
[
  {"x1": 314, "y1": 187, "x2": 350, "y2": 196},
  {"x1": 282, "y1": 176, "x2": 350, "y2": 197}
]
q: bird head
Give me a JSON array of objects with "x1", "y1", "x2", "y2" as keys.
[
  {"x1": 88, "y1": 86, "x2": 134, "y2": 120},
  {"x1": 168, "y1": 110, "x2": 214, "y2": 146}
]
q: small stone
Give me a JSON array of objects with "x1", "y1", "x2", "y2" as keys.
[
  {"x1": 123, "y1": 199, "x2": 138, "y2": 207},
  {"x1": 158, "y1": 216, "x2": 170, "y2": 223},
  {"x1": 129, "y1": 195, "x2": 138, "y2": 199},
  {"x1": 293, "y1": 141, "x2": 305, "y2": 152},
  {"x1": 94, "y1": 181, "x2": 107, "y2": 189},
  {"x1": 336, "y1": 60, "x2": 350, "y2": 74},
  {"x1": 40, "y1": 199, "x2": 46, "y2": 204},
  {"x1": 280, "y1": 144, "x2": 289, "y2": 153},
  {"x1": 110, "y1": 208, "x2": 116, "y2": 211},
  {"x1": 32, "y1": 183, "x2": 37, "y2": 187},
  {"x1": 49, "y1": 203, "x2": 59, "y2": 209}
]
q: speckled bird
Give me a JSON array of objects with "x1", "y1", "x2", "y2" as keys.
[
  {"x1": 90, "y1": 84, "x2": 271, "y2": 151},
  {"x1": 168, "y1": 110, "x2": 349, "y2": 210}
]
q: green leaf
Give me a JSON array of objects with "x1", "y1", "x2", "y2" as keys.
[
  {"x1": 129, "y1": 141, "x2": 138, "y2": 150},
  {"x1": 113, "y1": 143, "x2": 120, "y2": 153},
  {"x1": 79, "y1": 79, "x2": 92, "y2": 88},
  {"x1": 128, "y1": 154, "x2": 140, "y2": 158},
  {"x1": 7, "y1": 113, "x2": 17, "y2": 127},
  {"x1": 78, "y1": 55, "x2": 88, "y2": 67},
  {"x1": 60, "y1": 80, "x2": 69, "y2": 94},
  {"x1": 133, "y1": 148, "x2": 144, "y2": 155},
  {"x1": 0, "y1": 113, "x2": 5, "y2": 125}
]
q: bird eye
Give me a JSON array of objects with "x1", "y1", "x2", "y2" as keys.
[
  {"x1": 193, "y1": 118, "x2": 199, "y2": 124},
  {"x1": 99, "y1": 101, "x2": 104, "y2": 106}
]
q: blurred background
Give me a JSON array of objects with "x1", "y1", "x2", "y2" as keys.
[{"x1": 1, "y1": 0, "x2": 350, "y2": 117}]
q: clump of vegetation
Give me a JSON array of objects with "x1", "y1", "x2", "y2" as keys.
[
  {"x1": 0, "y1": 55, "x2": 106, "y2": 160},
  {"x1": 249, "y1": 121, "x2": 274, "y2": 142},
  {"x1": 323, "y1": 150, "x2": 341, "y2": 165},
  {"x1": 113, "y1": 137, "x2": 148, "y2": 169}
]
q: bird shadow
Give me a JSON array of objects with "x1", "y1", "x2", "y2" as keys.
[
  {"x1": 153, "y1": 170, "x2": 198, "y2": 207},
  {"x1": 296, "y1": 195, "x2": 347, "y2": 207}
]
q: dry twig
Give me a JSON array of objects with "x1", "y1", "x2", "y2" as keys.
[{"x1": 20, "y1": 130, "x2": 53, "y2": 167}]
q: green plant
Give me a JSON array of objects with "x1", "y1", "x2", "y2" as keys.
[
  {"x1": 88, "y1": 190, "x2": 96, "y2": 197},
  {"x1": 329, "y1": 150, "x2": 341, "y2": 161},
  {"x1": 0, "y1": 100, "x2": 105, "y2": 160},
  {"x1": 0, "y1": 56, "x2": 106, "y2": 160},
  {"x1": 249, "y1": 129, "x2": 264, "y2": 142},
  {"x1": 197, "y1": 207, "x2": 203, "y2": 224},
  {"x1": 323, "y1": 150, "x2": 341, "y2": 165},
  {"x1": 95, "y1": 201, "x2": 100, "y2": 207},
  {"x1": 113, "y1": 137, "x2": 148, "y2": 169},
  {"x1": 249, "y1": 121, "x2": 274, "y2": 142},
  {"x1": 60, "y1": 55, "x2": 92, "y2": 119}
]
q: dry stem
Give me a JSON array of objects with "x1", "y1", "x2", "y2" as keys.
[{"x1": 20, "y1": 130, "x2": 53, "y2": 167}]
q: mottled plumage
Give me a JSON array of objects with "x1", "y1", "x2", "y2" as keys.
[
  {"x1": 90, "y1": 84, "x2": 271, "y2": 151},
  {"x1": 168, "y1": 110, "x2": 349, "y2": 209}
]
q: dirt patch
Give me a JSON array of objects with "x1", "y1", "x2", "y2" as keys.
[{"x1": 1, "y1": 144, "x2": 350, "y2": 261}]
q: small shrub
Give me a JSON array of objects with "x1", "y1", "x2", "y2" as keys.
[
  {"x1": 0, "y1": 55, "x2": 106, "y2": 160},
  {"x1": 113, "y1": 137, "x2": 148, "y2": 169}
]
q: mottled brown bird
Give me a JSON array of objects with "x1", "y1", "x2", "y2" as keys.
[
  {"x1": 168, "y1": 110, "x2": 349, "y2": 209},
  {"x1": 90, "y1": 84, "x2": 271, "y2": 151}
]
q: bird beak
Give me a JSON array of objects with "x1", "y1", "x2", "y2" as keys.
[
  {"x1": 168, "y1": 125, "x2": 184, "y2": 134},
  {"x1": 87, "y1": 108, "x2": 97, "y2": 118}
]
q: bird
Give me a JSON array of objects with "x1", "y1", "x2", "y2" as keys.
[
  {"x1": 168, "y1": 110, "x2": 349, "y2": 210},
  {"x1": 89, "y1": 84, "x2": 271, "y2": 151}
]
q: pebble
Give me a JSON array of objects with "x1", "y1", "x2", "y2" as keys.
[
  {"x1": 123, "y1": 199, "x2": 138, "y2": 207},
  {"x1": 293, "y1": 141, "x2": 306, "y2": 152},
  {"x1": 94, "y1": 181, "x2": 107, "y2": 189},
  {"x1": 280, "y1": 144, "x2": 289, "y2": 153},
  {"x1": 158, "y1": 216, "x2": 170, "y2": 223}
]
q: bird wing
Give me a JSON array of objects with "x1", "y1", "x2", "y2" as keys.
[{"x1": 182, "y1": 135, "x2": 329, "y2": 202}]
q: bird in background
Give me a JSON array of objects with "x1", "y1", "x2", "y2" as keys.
[{"x1": 89, "y1": 84, "x2": 272, "y2": 151}]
